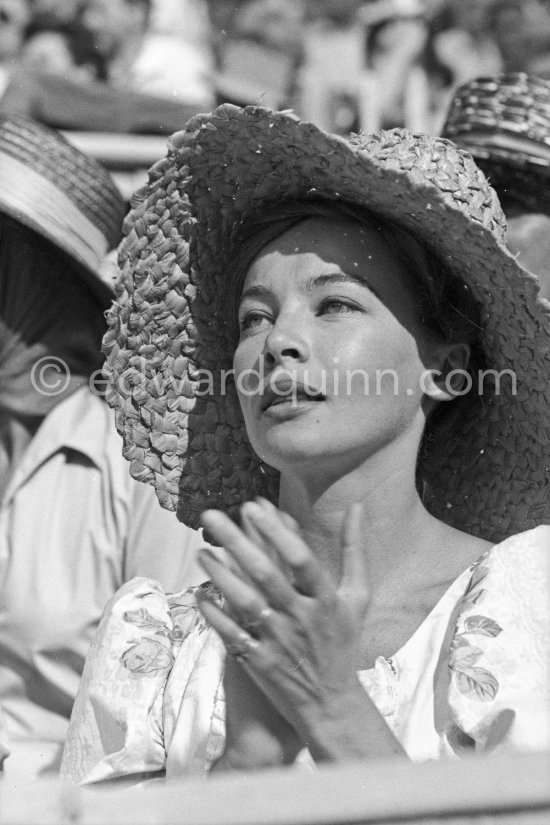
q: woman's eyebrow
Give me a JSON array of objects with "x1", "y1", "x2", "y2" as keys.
[
  {"x1": 238, "y1": 284, "x2": 274, "y2": 304},
  {"x1": 307, "y1": 272, "x2": 383, "y2": 301},
  {"x1": 239, "y1": 272, "x2": 383, "y2": 304}
]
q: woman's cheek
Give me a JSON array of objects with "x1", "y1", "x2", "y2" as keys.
[{"x1": 334, "y1": 334, "x2": 417, "y2": 399}]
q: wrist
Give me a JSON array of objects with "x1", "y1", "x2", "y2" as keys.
[
  {"x1": 295, "y1": 682, "x2": 405, "y2": 763},
  {"x1": 212, "y1": 729, "x2": 301, "y2": 773}
]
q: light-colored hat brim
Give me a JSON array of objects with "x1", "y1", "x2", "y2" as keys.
[{"x1": 0, "y1": 116, "x2": 125, "y2": 305}]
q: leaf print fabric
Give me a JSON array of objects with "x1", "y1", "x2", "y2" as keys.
[
  {"x1": 119, "y1": 584, "x2": 220, "y2": 677},
  {"x1": 448, "y1": 551, "x2": 504, "y2": 703},
  {"x1": 121, "y1": 638, "x2": 174, "y2": 675},
  {"x1": 60, "y1": 526, "x2": 550, "y2": 784},
  {"x1": 124, "y1": 607, "x2": 169, "y2": 631},
  {"x1": 60, "y1": 578, "x2": 225, "y2": 783},
  {"x1": 121, "y1": 606, "x2": 175, "y2": 675},
  {"x1": 450, "y1": 616, "x2": 503, "y2": 702},
  {"x1": 452, "y1": 659, "x2": 499, "y2": 703},
  {"x1": 446, "y1": 526, "x2": 550, "y2": 754},
  {"x1": 463, "y1": 616, "x2": 503, "y2": 637}
]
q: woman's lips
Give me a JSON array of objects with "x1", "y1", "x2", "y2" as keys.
[{"x1": 261, "y1": 385, "x2": 325, "y2": 417}]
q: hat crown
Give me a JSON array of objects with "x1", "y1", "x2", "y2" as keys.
[
  {"x1": 348, "y1": 126, "x2": 507, "y2": 243},
  {"x1": 177, "y1": 105, "x2": 507, "y2": 256}
]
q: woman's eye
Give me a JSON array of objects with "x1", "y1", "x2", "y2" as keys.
[
  {"x1": 239, "y1": 311, "x2": 271, "y2": 334},
  {"x1": 319, "y1": 298, "x2": 357, "y2": 315}
]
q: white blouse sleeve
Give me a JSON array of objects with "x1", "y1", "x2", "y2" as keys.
[
  {"x1": 60, "y1": 578, "x2": 225, "y2": 784},
  {"x1": 446, "y1": 526, "x2": 550, "y2": 755}
]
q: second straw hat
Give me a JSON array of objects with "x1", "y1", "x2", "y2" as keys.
[
  {"x1": 0, "y1": 115, "x2": 126, "y2": 302},
  {"x1": 441, "y1": 73, "x2": 550, "y2": 214}
]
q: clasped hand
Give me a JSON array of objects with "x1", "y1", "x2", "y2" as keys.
[{"x1": 196, "y1": 498, "x2": 369, "y2": 766}]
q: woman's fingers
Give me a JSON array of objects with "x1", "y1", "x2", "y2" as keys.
[
  {"x1": 337, "y1": 502, "x2": 369, "y2": 621},
  {"x1": 196, "y1": 591, "x2": 260, "y2": 664},
  {"x1": 254, "y1": 500, "x2": 296, "y2": 581},
  {"x1": 240, "y1": 506, "x2": 269, "y2": 555},
  {"x1": 243, "y1": 500, "x2": 333, "y2": 599},
  {"x1": 201, "y1": 510, "x2": 297, "y2": 609},
  {"x1": 198, "y1": 545, "x2": 276, "y2": 633},
  {"x1": 256, "y1": 496, "x2": 296, "y2": 528}
]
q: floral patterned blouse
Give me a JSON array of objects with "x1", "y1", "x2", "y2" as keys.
[{"x1": 60, "y1": 526, "x2": 550, "y2": 784}]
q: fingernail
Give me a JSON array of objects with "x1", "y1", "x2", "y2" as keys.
[
  {"x1": 237, "y1": 631, "x2": 259, "y2": 649},
  {"x1": 201, "y1": 509, "x2": 219, "y2": 525},
  {"x1": 199, "y1": 545, "x2": 224, "y2": 565},
  {"x1": 242, "y1": 501, "x2": 265, "y2": 520}
]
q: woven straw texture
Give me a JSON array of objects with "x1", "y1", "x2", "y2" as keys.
[
  {"x1": 442, "y1": 74, "x2": 550, "y2": 212},
  {"x1": 104, "y1": 104, "x2": 550, "y2": 544},
  {"x1": 0, "y1": 115, "x2": 125, "y2": 272}
]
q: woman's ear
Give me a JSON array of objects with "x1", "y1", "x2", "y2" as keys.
[{"x1": 423, "y1": 343, "x2": 471, "y2": 402}]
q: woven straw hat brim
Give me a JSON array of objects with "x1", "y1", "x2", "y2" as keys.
[
  {"x1": 105, "y1": 104, "x2": 550, "y2": 543},
  {"x1": 442, "y1": 74, "x2": 550, "y2": 212},
  {"x1": 0, "y1": 116, "x2": 125, "y2": 302}
]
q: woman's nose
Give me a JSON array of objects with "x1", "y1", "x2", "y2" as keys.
[{"x1": 262, "y1": 320, "x2": 310, "y2": 367}]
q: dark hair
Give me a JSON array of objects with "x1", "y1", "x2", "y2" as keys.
[
  {"x1": 23, "y1": 16, "x2": 109, "y2": 81},
  {"x1": 365, "y1": 16, "x2": 425, "y2": 69}
]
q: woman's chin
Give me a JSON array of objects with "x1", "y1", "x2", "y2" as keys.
[
  {"x1": 254, "y1": 439, "x2": 322, "y2": 472},
  {"x1": 254, "y1": 437, "x2": 351, "y2": 478}
]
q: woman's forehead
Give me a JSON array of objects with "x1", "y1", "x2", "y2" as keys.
[{"x1": 243, "y1": 216, "x2": 414, "y2": 293}]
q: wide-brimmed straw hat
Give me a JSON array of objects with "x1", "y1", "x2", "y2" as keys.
[
  {"x1": 441, "y1": 73, "x2": 550, "y2": 215},
  {"x1": 0, "y1": 115, "x2": 126, "y2": 303},
  {"x1": 103, "y1": 103, "x2": 550, "y2": 544}
]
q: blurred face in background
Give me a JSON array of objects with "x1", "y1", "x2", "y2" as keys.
[
  {"x1": 81, "y1": 0, "x2": 148, "y2": 57},
  {"x1": 449, "y1": 0, "x2": 490, "y2": 33},
  {"x1": 22, "y1": 31, "x2": 76, "y2": 74},
  {"x1": 368, "y1": 17, "x2": 428, "y2": 67},
  {"x1": 29, "y1": 0, "x2": 80, "y2": 22},
  {"x1": 0, "y1": 0, "x2": 29, "y2": 61}
]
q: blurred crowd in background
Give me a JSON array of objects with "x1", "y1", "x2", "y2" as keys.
[{"x1": 2, "y1": 0, "x2": 550, "y2": 136}]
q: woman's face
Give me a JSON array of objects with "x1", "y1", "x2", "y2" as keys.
[{"x1": 233, "y1": 217, "x2": 446, "y2": 476}]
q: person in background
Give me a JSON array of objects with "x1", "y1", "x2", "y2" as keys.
[
  {"x1": 80, "y1": 0, "x2": 214, "y2": 107},
  {"x1": 358, "y1": 0, "x2": 431, "y2": 132},
  {"x1": 0, "y1": 0, "x2": 30, "y2": 99},
  {"x1": 441, "y1": 73, "x2": 550, "y2": 302},
  {"x1": 0, "y1": 116, "x2": 205, "y2": 781},
  {"x1": 431, "y1": 0, "x2": 503, "y2": 105},
  {"x1": 21, "y1": 14, "x2": 106, "y2": 81},
  {"x1": 231, "y1": 0, "x2": 304, "y2": 58},
  {"x1": 487, "y1": 0, "x2": 528, "y2": 74},
  {"x1": 27, "y1": 0, "x2": 81, "y2": 23}
]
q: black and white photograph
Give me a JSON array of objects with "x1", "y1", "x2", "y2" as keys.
[{"x1": 0, "y1": 2, "x2": 549, "y2": 823}]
